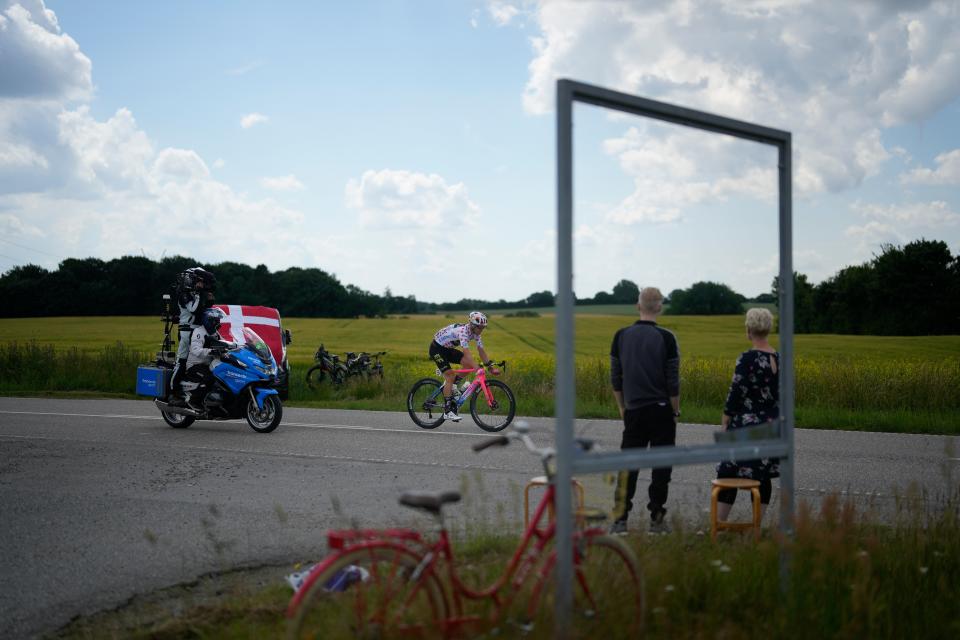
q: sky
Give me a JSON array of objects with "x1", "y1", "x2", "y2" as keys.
[{"x1": 1, "y1": 0, "x2": 958, "y2": 302}]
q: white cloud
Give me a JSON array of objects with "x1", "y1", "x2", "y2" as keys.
[
  {"x1": 260, "y1": 174, "x2": 305, "y2": 191},
  {"x1": 900, "y1": 149, "x2": 960, "y2": 185},
  {"x1": 851, "y1": 200, "x2": 960, "y2": 228},
  {"x1": 226, "y1": 60, "x2": 262, "y2": 76},
  {"x1": 516, "y1": 0, "x2": 960, "y2": 198},
  {"x1": 0, "y1": 142, "x2": 48, "y2": 169},
  {"x1": 240, "y1": 112, "x2": 269, "y2": 129},
  {"x1": 0, "y1": 212, "x2": 44, "y2": 237},
  {"x1": 488, "y1": 1, "x2": 520, "y2": 26},
  {"x1": 212, "y1": 158, "x2": 225, "y2": 169},
  {"x1": 0, "y1": 0, "x2": 92, "y2": 101},
  {"x1": 345, "y1": 169, "x2": 480, "y2": 228}
]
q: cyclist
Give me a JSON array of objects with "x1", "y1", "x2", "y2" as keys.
[{"x1": 429, "y1": 311, "x2": 500, "y2": 421}]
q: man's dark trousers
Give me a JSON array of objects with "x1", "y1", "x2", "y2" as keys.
[{"x1": 613, "y1": 402, "x2": 677, "y2": 521}]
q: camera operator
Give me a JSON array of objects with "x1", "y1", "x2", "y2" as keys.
[{"x1": 169, "y1": 266, "x2": 216, "y2": 404}]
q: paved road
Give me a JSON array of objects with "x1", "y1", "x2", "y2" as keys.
[{"x1": 1, "y1": 397, "x2": 956, "y2": 638}]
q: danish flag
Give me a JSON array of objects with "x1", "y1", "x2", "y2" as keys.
[{"x1": 213, "y1": 304, "x2": 286, "y2": 365}]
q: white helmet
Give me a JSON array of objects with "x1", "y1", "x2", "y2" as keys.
[{"x1": 468, "y1": 311, "x2": 488, "y2": 327}]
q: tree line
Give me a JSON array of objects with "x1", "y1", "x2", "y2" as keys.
[{"x1": 1, "y1": 239, "x2": 956, "y2": 334}]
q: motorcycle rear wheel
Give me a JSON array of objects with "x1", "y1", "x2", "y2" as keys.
[{"x1": 161, "y1": 410, "x2": 194, "y2": 429}]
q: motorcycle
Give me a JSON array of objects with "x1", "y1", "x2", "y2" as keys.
[
  {"x1": 154, "y1": 327, "x2": 283, "y2": 433},
  {"x1": 305, "y1": 344, "x2": 348, "y2": 387}
]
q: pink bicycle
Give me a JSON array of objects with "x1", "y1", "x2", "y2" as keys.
[
  {"x1": 406, "y1": 360, "x2": 515, "y2": 432},
  {"x1": 285, "y1": 422, "x2": 644, "y2": 639}
]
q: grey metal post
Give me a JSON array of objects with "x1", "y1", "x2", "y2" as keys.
[
  {"x1": 777, "y1": 135, "x2": 796, "y2": 582},
  {"x1": 553, "y1": 79, "x2": 576, "y2": 635}
]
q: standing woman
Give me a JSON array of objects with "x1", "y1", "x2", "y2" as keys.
[{"x1": 716, "y1": 307, "x2": 780, "y2": 522}]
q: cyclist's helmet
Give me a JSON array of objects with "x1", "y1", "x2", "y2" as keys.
[
  {"x1": 468, "y1": 311, "x2": 488, "y2": 328},
  {"x1": 202, "y1": 307, "x2": 225, "y2": 333}
]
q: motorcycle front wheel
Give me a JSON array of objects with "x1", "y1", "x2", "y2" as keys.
[{"x1": 246, "y1": 394, "x2": 282, "y2": 433}]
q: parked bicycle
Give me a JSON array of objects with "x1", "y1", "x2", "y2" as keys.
[
  {"x1": 305, "y1": 344, "x2": 347, "y2": 387},
  {"x1": 407, "y1": 360, "x2": 515, "y2": 432},
  {"x1": 285, "y1": 422, "x2": 644, "y2": 638},
  {"x1": 344, "y1": 350, "x2": 386, "y2": 380}
]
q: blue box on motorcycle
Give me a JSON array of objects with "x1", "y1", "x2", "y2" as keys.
[{"x1": 136, "y1": 365, "x2": 170, "y2": 397}]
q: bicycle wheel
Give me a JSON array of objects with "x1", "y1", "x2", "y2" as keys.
[
  {"x1": 532, "y1": 533, "x2": 644, "y2": 638},
  {"x1": 469, "y1": 380, "x2": 516, "y2": 432},
  {"x1": 305, "y1": 365, "x2": 326, "y2": 389},
  {"x1": 407, "y1": 378, "x2": 445, "y2": 429},
  {"x1": 287, "y1": 543, "x2": 446, "y2": 640}
]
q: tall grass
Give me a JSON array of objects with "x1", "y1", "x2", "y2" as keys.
[
  {"x1": 2, "y1": 342, "x2": 958, "y2": 433},
  {"x1": 0, "y1": 341, "x2": 146, "y2": 395},
  {"x1": 55, "y1": 486, "x2": 960, "y2": 639}
]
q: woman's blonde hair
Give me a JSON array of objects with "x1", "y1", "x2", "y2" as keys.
[{"x1": 745, "y1": 307, "x2": 774, "y2": 338}]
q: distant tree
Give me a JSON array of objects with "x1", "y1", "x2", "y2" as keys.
[
  {"x1": 524, "y1": 290, "x2": 555, "y2": 308},
  {"x1": 611, "y1": 279, "x2": 640, "y2": 304},
  {"x1": 665, "y1": 281, "x2": 745, "y2": 315},
  {"x1": 772, "y1": 272, "x2": 816, "y2": 332},
  {"x1": 753, "y1": 293, "x2": 776, "y2": 304}
]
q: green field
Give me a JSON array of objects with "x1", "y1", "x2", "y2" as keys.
[{"x1": 1, "y1": 314, "x2": 958, "y2": 433}]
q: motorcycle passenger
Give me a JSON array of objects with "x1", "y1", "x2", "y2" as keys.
[
  {"x1": 429, "y1": 311, "x2": 500, "y2": 421},
  {"x1": 170, "y1": 266, "x2": 216, "y2": 402},
  {"x1": 179, "y1": 307, "x2": 233, "y2": 411}
]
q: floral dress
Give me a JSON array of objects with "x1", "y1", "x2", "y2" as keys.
[{"x1": 716, "y1": 349, "x2": 780, "y2": 480}]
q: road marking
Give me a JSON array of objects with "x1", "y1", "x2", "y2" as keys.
[
  {"x1": 0, "y1": 410, "x2": 491, "y2": 438},
  {"x1": 0, "y1": 432, "x2": 522, "y2": 474}
]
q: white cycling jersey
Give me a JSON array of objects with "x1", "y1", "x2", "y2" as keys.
[{"x1": 433, "y1": 323, "x2": 484, "y2": 350}]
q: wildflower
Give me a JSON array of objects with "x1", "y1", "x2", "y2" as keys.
[
  {"x1": 857, "y1": 550, "x2": 868, "y2": 558},
  {"x1": 665, "y1": 585, "x2": 675, "y2": 592},
  {"x1": 919, "y1": 566, "x2": 929, "y2": 574},
  {"x1": 710, "y1": 559, "x2": 722, "y2": 567},
  {"x1": 719, "y1": 564, "x2": 731, "y2": 573},
  {"x1": 652, "y1": 607, "x2": 665, "y2": 614}
]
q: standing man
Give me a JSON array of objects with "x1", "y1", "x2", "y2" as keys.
[{"x1": 609, "y1": 287, "x2": 680, "y2": 535}]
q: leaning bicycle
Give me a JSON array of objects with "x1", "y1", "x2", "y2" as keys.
[
  {"x1": 286, "y1": 422, "x2": 644, "y2": 638},
  {"x1": 406, "y1": 360, "x2": 515, "y2": 432}
]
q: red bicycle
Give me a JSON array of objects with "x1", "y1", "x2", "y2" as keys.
[
  {"x1": 406, "y1": 360, "x2": 515, "y2": 432},
  {"x1": 286, "y1": 422, "x2": 644, "y2": 639}
]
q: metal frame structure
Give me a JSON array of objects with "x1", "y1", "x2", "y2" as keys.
[{"x1": 553, "y1": 78, "x2": 795, "y2": 632}]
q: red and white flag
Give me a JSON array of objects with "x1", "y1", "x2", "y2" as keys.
[{"x1": 214, "y1": 304, "x2": 286, "y2": 365}]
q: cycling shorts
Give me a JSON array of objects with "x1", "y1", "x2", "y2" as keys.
[{"x1": 429, "y1": 340, "x2": 463, "y2": 373}]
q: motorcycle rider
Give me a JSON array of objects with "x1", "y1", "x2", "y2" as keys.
[
  {"x1": 180, "y1": 307, "x2": 233, "y2": 411},
  {"x1": 169, "y1": 266, "x2": 216, "y2": 403}
]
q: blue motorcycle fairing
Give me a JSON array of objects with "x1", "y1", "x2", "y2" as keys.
[
  {"x1": 211, "y1": 343, "x2": 278, "y2": 396},
  {"x1": 253, "y1": 386, "x2": 279, "y2": 410}
]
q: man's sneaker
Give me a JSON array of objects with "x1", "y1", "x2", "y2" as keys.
[
  {"x1": 608, "y1": 519, "x2": 628, "y2": 536},
  {"x1": 443, "y1": 403, "x2": 462, "y2": 422},
  {"x1": 649, "y1": 512, "x2": 671, "y2": 535}
]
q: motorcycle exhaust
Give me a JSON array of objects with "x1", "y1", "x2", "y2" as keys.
[{"x1": 154, "y1": 400, "x2": 201, "y2": 417}]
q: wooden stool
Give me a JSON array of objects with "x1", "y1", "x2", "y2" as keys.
[
  {"x1": 710, "y1": 478, "x2": 762, "y2": 541},
  {"x1": 524, "y1": 476, "x2": 585, "y2": 528}
]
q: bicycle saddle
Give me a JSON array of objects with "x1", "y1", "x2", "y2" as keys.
[{"x1": 399, "y1": 490, "x2": 462, "y2": 514}]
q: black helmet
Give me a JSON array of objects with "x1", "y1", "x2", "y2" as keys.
[
  {"x1": 202, "y1": 307, "x2": 225, "y2": 333},
  {"x1": 187, "y1": 266, "x2": 216, "y2": 289}
]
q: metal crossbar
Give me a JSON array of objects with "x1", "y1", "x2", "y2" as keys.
[{"x1": 554, "y1": 78, "x2": 795, "y2": 637}]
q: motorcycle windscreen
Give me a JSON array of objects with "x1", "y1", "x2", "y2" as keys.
[{"x1": 241, "y1": 327, "x2": 275, "y2": 364}]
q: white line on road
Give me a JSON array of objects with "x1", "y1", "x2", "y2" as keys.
[{"x1": 0, "y1": 409, "x2": 491, "y2": 438}]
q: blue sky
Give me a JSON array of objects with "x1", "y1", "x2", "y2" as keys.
[{"x1": 1, "y1": 0, "x2": 958, "y2": 302}]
